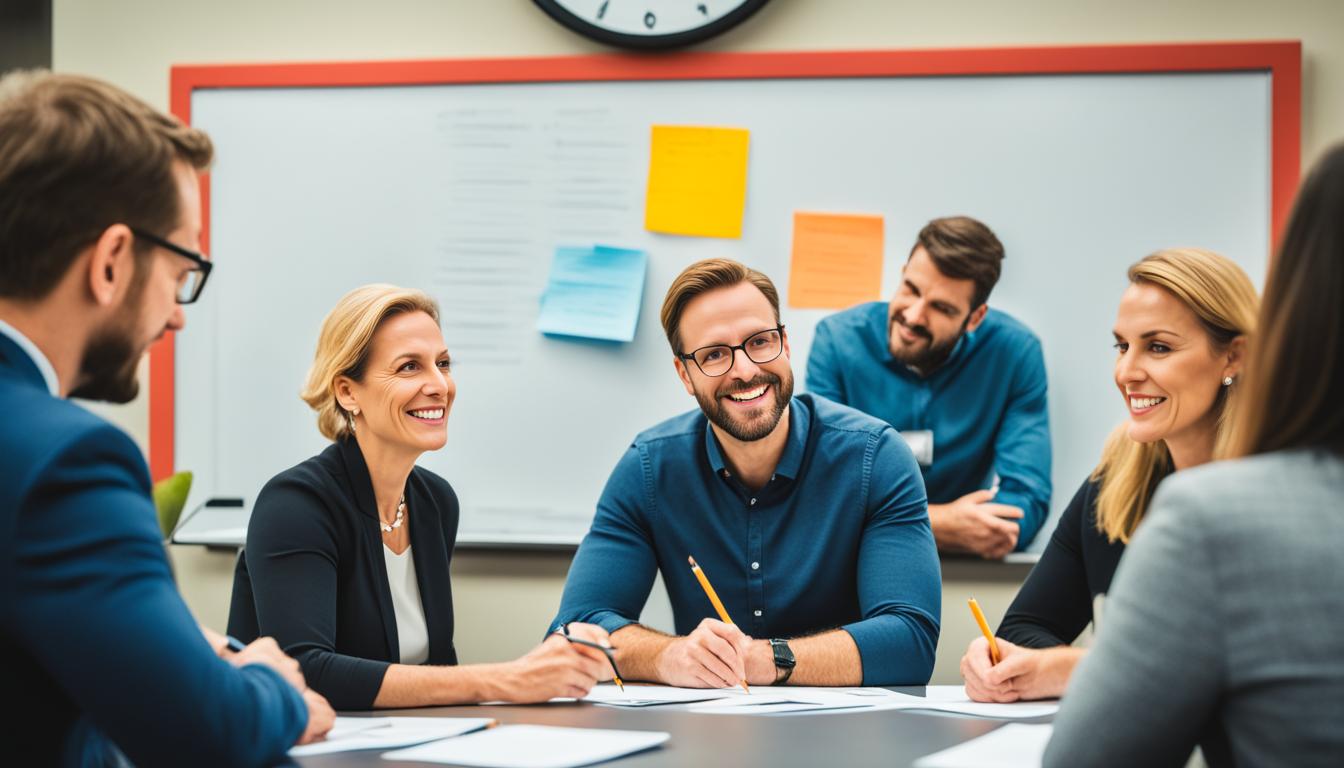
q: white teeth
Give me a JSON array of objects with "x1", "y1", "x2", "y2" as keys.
[
  {"x1": 728, "y1": 385, "x2": 767, "y2": 402},
  {"x1": 1129, "y1": 397, "x2": 1165, "y2": 410},
  {"x1": 409, "y1": 408, "x2": 444, "y2": 420}
]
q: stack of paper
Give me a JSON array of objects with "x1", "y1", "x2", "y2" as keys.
[
  {"x1": 382, "y1": 724, "x2": 670, "y2": 768},
  {"x1": 913, "y1": 724, "x2": 1054, "y2": 767},
  {"x1": 289, "y1": 716, "x2": 493, "y2": 756},
  {"x1": 583, "y1": 684, "x2": 1058, "y2": 719}
]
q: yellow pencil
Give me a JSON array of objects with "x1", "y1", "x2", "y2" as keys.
[
  {"x1": 688, "y1": 556, "x2": 751, "y2": 693},
  {"x1": 968, "y1": 597, "x2": 1001, "y2": 665}
]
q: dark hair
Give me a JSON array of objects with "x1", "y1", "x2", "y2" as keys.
[
  {"x1": 660, "y1": 258, "x2": 780, "y2": 354},
  {"x1": 912, "y1": 216, "x2": 1005, "y2": 309},
  {"x1": 0, "y1": 71, "x2": 213, "y2": 300},
  {"x1": 1233, "y1": 142, "x2": 1344, "y2": 457}
]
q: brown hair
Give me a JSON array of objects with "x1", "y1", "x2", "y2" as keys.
[
  {"x1": 1092, "y1": 248, "x2": 1259, "y2": 542},
  {"x1": 660, "y1": 258, "x2": 780, "y2": 354},
  {"x1": 912, "y1": 216, "x2": 1005, "y2": 309},
  {"x1": 0, "y1": 70, "x2": 213, "y2": 300},
  {"x1": 301, "y1": 284, "x2": 441, "y2": 441},
  {"x1": 1233, "y1": 142, "x2": 1344, "y2": 458}
]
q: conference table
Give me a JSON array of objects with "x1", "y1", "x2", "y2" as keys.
[{"x1": 297, "y1": 687, "x2": 1053, "y2": 768}]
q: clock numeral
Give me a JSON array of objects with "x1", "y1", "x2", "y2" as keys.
[
  {"x1": 596, "y1": 0, "x2": 608, "y2": 20},
  {"x1": 698, "y1": 3, "x2": 708, "y2": 15},
  {"x1": 644, "y1": 11, "x2": 656, "y2": 29}
]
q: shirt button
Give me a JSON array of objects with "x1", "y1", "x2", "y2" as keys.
[
  {"x1": 754, "y1": 610, "x2": 763, "y2": 617},
  {"x1": 751, "y1": 561, "x2": 760, "y2": 570},
  {"x1": 722, "y1": 470, "x2": 730, "y2": 478},
  {"x1": 750, "y1": 498, "x2": 757, "y2": 506},
  {"x1": 770, "y1": 474, "x2": 776, "y2": 482}
]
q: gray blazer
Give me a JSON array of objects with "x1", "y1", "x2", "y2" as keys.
[{"x1": 1045, "y1": 449, "x2": 1344, "y2": 767}]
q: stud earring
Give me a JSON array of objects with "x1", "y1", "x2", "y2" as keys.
[{"x1": 1223, "y1": 376, "x2": 1234, "y2": 386}]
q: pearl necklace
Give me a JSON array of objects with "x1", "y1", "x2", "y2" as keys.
[{"x1": 380, "y1": 495, "x2": 406, "y2": 533}]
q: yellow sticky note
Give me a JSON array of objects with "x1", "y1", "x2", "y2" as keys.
[
  {"x1": 645, "y1": 125, "x2": 750, "y2": 239},
  {"x1": 788, "y1": 212, "x2": 885, "y2": 309}
]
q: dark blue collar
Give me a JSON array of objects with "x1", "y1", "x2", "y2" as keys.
[{"x1": 703, "y1": 395, "x2": 810, "y2": 481}]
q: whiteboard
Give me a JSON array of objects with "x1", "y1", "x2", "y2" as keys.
[{"x1": 178, "y1": 70, "x2": 1271, "y2": 546}]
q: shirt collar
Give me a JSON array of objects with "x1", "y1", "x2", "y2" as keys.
[
  {"x1": 702, "y1": 395, "x2": 810, "y2": 482},
  {"x1": 0, "y1": 317, "x2": 60, "y2": 396}
]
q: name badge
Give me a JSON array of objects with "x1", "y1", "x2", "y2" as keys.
[{"x1": 900, "y1": 430, "x2": 934, "y2": 467}]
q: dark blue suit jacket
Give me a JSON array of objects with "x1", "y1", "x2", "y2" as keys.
[{"x1": 0, "y1": 332, "x2": 306, "y2": 766}]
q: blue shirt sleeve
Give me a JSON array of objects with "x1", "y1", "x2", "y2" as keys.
[
  {"x1": 804, "y1": 317, "x2": 846, "y2": 403},
  {"x1": 551, "y1": 445, "x2": 660, "y2": 636},
  {"x1": 992, "y1": 333, "x2": 1052, "y2": 548},
  {"x1": 12, "y1": 424, "x2": 306, "y2": 767},
  {"x1": 840, "y1": 428, "x2": 942, "y2": 685}
]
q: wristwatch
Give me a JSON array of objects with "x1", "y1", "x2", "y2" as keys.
[{"x1": 769, "y1": 638, "x2": 795, "y2": 684}]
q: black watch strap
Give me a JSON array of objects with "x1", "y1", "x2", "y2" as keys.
[{"x1": 769, "y1": 638, "x2": 795, "y2": 684}]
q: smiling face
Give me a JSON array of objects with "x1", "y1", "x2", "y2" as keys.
[
  {"x1": 337, "y1": 310, "x2": 454, "y2": 457},
  {"x1": 675, "y1": 281, "x2": 794, "y2": 443},
  {"x1": 887, "y1": 246, "x2": 987, "y2": 372},
  {"x1": 1112, "y1": 282, "x2": 1239, "y2": 450}
]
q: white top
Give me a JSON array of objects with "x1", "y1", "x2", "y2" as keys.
[
  {"x1": 0, "y1": 317, "x2": 59, "y2": 396},
  {"x1": 382, "y1": 544, "x2": 430, "y2": 665}
]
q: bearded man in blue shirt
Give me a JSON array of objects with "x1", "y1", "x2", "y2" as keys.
[
  {"x1": 807, "y1": 217, "x2": 1051, "y2": 559},
  {"x1": 553, "y1": 259, "x2": 940, "y2": 688}
]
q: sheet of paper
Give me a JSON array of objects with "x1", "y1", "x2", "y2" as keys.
[
  {"x1": 873, "y1": 686, "x2": 1060, "y2": 720},
  {"x1": 913, "y1": 723, "x2": 1054, "y2": 767},
  {"x1": 289, "y1": 716, "x2": 493, "y2": 756},
  {"x1": 644, "y1": 125, "x2": 750, "y2": 238},
  {"x1": 787, "y1": 212, "x2": 885, "y2": 308},
  {"x1": 583, "y1": 683, "x2": 736, "y2": 707},
  {"x1": 537, "y1": 245, "x2": 648, "y2": 342},
  {"x1": 382, "y1": 724, "x2": 671, "y2": 768}
]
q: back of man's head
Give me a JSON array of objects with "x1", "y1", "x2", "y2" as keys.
[
  {"x1": 0, "y1": 70, "x2": 213, "y2": 302},
  {"x1": 912, "y1": 216, "x2": 1005, "y2": 309}
]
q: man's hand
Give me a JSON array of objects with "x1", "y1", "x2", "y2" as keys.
[
  {"x1": 227, "y1": 636, "x2": 306, "y2": 692},
  {"x1": 294, "y1": 688, "x2": 336, "y2": 745},
  {"x1": 653, "y1": 618, "x2": 751, "y2": 688},
  {"x1": 929, "y1": 489, "x2": 1023, "y2": 559}
]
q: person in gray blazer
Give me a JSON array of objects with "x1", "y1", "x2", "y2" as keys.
[{"x1": 1045, "y1": 141, "x2": 1344, "y2": 767}]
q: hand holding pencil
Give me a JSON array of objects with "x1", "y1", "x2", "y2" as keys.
[{"x1": 650, "y1": 556, "x2": 753, "y2": 691}]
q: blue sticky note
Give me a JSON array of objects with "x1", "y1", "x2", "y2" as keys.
[{"x1": 537, "y1": 245, "x2": 648, "y2": 343}]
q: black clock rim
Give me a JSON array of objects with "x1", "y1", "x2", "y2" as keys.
[{"x1": 532, "y1": 0, "x2": 772, "y2": 51}]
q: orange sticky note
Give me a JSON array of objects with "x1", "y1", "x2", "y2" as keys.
[
  {"x1": 788, "y1": 212, "x2": 885, "y2": 309},
  {"x1": 645, "y1": 125, "x2": 750, "y2": 239}
]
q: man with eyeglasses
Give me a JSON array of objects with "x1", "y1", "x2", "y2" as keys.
[
  {"x1": 553, "y1": 258, "x2": 940, "y2": 688},
  {"x1": 0, "y1": 72, "x2": 332, "y2": 765}
]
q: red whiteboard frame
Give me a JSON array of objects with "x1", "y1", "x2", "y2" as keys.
[{"x1": 152, "y1": 41, "x2": 1302, "y2": 481}]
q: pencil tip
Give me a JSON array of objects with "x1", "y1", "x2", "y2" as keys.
[{"x1": 687, "y1": 556, "x2": 697, "y2": 567}]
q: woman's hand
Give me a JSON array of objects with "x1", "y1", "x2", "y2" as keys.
[
  {"x1": 294, "y1": 688, "x2": 337, "y2": 745},
  {"x1": 961, "y1": 636, "x2": 1081, "y2": 702},
  {"x1": 493, "y1": 633, "x2": 609, "y2": 703}
]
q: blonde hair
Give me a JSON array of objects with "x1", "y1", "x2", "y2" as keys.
[
  {"x1": 1092, "y1": 248, "x2": 1258, "y2": 543},
  {"x1": 301, "y1": 284, "x2": 440, "y2": 441}
]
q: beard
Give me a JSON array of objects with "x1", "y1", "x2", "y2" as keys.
[
  {"x1": 888, "y1": 313, "x2": 968, "y2": 373},
  {"x1": 695, "y1": 370, "x2": 794, "y2": 443},
  {"x1": 69, "y1": 289, "x2": 149, "y2": 404}
]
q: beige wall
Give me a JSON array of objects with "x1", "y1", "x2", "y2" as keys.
[{"x1": 53, "y1": 0, "x2": 1344, "y2": 684}]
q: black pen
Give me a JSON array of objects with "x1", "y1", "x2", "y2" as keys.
[{"x1": 553, "y1": 628, "x2": 625, "y2": 692}]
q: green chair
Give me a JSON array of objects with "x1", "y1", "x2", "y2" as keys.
[{"x1": 152, "y1": 470, "x2": 193, "y2": 540}]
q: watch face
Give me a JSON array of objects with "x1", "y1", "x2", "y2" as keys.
[{"x1": 534, "y1": 0, "x2": 771, "y2": 50}]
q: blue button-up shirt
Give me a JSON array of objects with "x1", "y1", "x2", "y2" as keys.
[
  {"x1": 807, "y1": 303, "x2": 1051, "y2": 548},
  {"x1": 553, "y1": 394, "x2": 941, "y2": 685}
]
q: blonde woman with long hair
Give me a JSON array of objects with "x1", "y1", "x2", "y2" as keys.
[{"x1": 960, "y1": 248, "x2": 1257, "y2": 703}]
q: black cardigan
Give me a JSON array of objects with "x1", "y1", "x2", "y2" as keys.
[
  {"x1": 228, "y1": 437, "x2": 459, "y2": 709},
  {"x1": 996, "y1": 477, "x2": 1126, "y2": 648}
]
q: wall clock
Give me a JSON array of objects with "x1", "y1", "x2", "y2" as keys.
[{"x1": 533, "y1": 1, "x2": 772, "y2": 50}]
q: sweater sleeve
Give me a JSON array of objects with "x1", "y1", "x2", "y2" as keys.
[
  {"x1": 1044, "y1": 477, "x2": 1223, "y2": 766},
  {"x1": 996, "y1": 479, "x2": 1097, "y2": 648},
  {"x1": 246, "y1": 474, "x2": 390, "y2": 710}
]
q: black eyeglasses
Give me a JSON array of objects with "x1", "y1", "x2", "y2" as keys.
[
  {"x1": 129, "y1": 227, "x2": 213, "y2": 304},
  {"x1": 679, "y1": 325, "x2": 786, "y2": 377}
]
